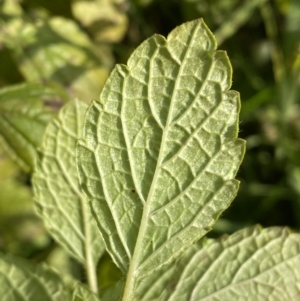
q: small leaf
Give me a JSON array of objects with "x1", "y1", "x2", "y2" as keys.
[
  {"x1": 77, "y1": 18, "x2": 245, "y2": 298},
  {"x1": 72, "y1": 284, "x2": 101, "y2": 301},
  {"x1": 0, "y1": 82, "x2": 68, "y2": 172},
  {"x1": 72, "y1": 0, "x2": 128, "y2": 43},
  {"x1": 0, "y1": 253, "x2": 71, "y2": 301},
  {"x1": 33, "y1": 99, "x2": 104, "y2": 291},
  {"x1": 163, "y1": 226, "x2": 300, "y2": 301}
]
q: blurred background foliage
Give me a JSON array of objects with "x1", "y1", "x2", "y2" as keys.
[{"x1": 0, "y1": 0, "x2": 299, "y2": 291}]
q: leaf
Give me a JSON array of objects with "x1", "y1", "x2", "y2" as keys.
[
  {"x1": 0, "y1": 147, "x2": 33, "y2": 217},
  {"x1": 0, "y1": 15, "x2": 112, "y2": 101},
  {"x1": 0, "y1": 147, "x2": 40, "y2": 254},
  {"x1": 0, "y1": 82, "x2": 68, "y2": 172},
  {"x1": 0, "y1": 0, "x2": 22, "y2": 16},
  {"x1": 32, "y1": 99, "x2": 104, "y2": 292},
  {"x1": 72, "y1": 284, "x2": 101, "y2": 301},
  {"x1": 135, "y1": 263, "x2": 176, "y2": 301},
  {"x1": 161, "y1": 226, "x2": 300, "y2": 301},
  {"x1": 0, "y1": 253, "x2": 71, "y2": 301},
  {"x1": 77, "y1": 19, "x2": 245, "y2": 298},
  {"x1": 72, "y1": 0, "x2": 128, "y2": 43},
  {"x1": 100, "y1": 281, "x2": 124, "y2": 301}
]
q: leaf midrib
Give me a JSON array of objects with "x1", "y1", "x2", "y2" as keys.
[{"x1": 121, "y1": 23, "x2": 199, "y2": 300}]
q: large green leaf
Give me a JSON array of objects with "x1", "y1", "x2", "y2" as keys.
[
  {"x1": 0, "y1": 82, "x2": 68, "y2": 172},
  {"x1": 156, "y1": 226, "x2": 300, "y2": 301},
  {"x1": 33, "y1": 99, "x2": 104, "y2": 293},
  {"x1": 77, "y1": 19, "x2": 245, "y2": 299},
  {"x1": 0, "y1": 253, "x2": 71, "y2": 301}
]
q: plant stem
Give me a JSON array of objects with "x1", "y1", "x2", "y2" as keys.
[
  {"x1": 215, "y1": 0, "x2": 268, "y2": 45},
  {"x1": 120, "y1": 154, "x2": 154, "y2": 301},
  {"x1": 260, "y1": 1, "x2": 286, "y2": 83},
  {"x1": 81, "y1": 196, "x2": 98, "y2": 294},
  {"x1": 85, "y1": 242, "x2": 98, "y2": 294}
]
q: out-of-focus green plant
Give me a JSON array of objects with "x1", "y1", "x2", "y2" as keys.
[
  {"x1": 0, "y1": 0, "x2": 128, "y2": 284},
  {"x1": 0, "y1": 0, "x2": 300, "y2": 299}
]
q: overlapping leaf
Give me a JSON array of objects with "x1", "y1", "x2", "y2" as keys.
[
  {"x1": 33, "y1": 99, "x2": 104, "y2": 276},
  {"x1": 77, "y1": 18, "x2": 245, "y2": 298},
  {"x1": 0, "y1": 15, "x2": 112, "y2": 101},
  {"x1": 0, "y1": 253, "x2": 71, "y2": 301},
  {"x1": 0, "y1": 146, "x2": 32, "y2": 217},
  {"x1": 157, "y1": 226, "x2": 300, "y2": 301},
  {"x1": 0, "y1": 82, "x2": 68, "y2": 171},
  {"x1": 72, "y1": 284, "x2": 101, "y2": 301},
  {"x1": 72, "y1": 0, "x2": 128, "y2": 43}
]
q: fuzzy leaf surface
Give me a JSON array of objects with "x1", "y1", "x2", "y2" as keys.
[
  {"x1": 77, "y1": 19, "x2": 245, "y2": 297},
  {"x1": 33, "y1": 99, "x2": 104, "y2": 266},
  {"x1": 0, "y1": 253, "x2": 71, "y2": 301},
  {"x1": 161, "y1": 226, "x2": 300, "y2": 301}
]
